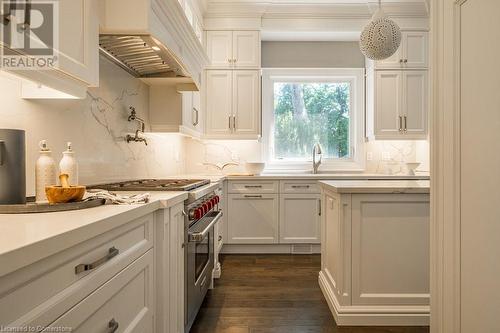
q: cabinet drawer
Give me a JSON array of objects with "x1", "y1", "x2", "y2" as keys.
[
  {"x1": 228, "y1": 181, "x2": 278, "y2": 194},
  {"x1": 1, "y1": 214, "x2": 154, "y2": 328},
  {"x1": 43, "y1": 250, "x2": 154, "y2": 333},
  {"x1": 280, "y1": 181, "x2": 320, "y2": 194}
]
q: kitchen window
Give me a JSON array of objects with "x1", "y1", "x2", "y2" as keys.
[{"x1": 262, "y1": 68, "x2": 365, "y2": 171}]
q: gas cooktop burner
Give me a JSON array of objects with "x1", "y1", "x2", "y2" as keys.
[{"x1": 87, "y1": 179, "x2": 211, "y2": 192}]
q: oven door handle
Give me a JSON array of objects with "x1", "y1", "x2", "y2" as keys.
[{"x1": 188, "y1": 210, "x2": 223, "y2": 242}]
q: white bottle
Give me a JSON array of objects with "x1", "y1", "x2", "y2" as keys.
[
  {"x1": 35, "y1": 140, "x2": 56, "y2": 203},
  {"x1": 59, "y1": 142, "x2": 78, "y2": 186}
]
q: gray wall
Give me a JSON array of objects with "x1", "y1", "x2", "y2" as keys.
[{"x1": 262, "y1": 41, "x2": 365, "y2": 68}]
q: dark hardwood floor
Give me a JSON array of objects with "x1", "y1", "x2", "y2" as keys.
[{"x1": 190, "y1": 254, "x2": 429, "y2": 333}]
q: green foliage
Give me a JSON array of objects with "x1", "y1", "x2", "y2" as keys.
[{"x1": 273, "y1": 82, "x2": 350, "y2": 159}]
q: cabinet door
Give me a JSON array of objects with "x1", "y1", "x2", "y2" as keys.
[
  {"x1": 351, "y1": 194, "x2": 430, "y2": 306},
  {"x1": 43, "y1": 251, "x2": 154, "y2": 333},
  {"x1": 182, "y1": 92, "x2": 195, "y2": 131},
  {"x1": 206, "y1": 70, "x2": 233, "y2": 136},
  {"x1": 279, "y1": 194, "x2": 321, "y2": 244},
  {"x1": 232, "y1": 31, "x2": 260, "y2": 68},
  {"x1": 403, "y1": 31, "x2": 428, "y2": 68},
  {"x1": 227, "y1": 194, "x2": 279, "y2": 244},
  {"x1": 206, "y1": 31, "x2": 233, "y2": 68},
  {"x1": 402, "y1": 71, "x2": 428, "y2": 138},
  {"x1": 375, "y1": 71, "x2": 403, "y2": 138},
  {"x1": 232, "y1": 70, "x2": 261, "y2": 137},
  {"x1": 169, "y1": 204, "x2": 185, "y2": 333},
  {"x1": 58, "y1": 0, "x2": 99, "y2": 86}
]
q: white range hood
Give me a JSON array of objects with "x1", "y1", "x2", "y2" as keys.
[{"x1": 100, "y1": 0, "x2": 208, "y2": 90}]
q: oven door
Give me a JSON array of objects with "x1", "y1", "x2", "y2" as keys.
[{"x1": 186, "y1": 210, "x2": 222, "y2": 330}]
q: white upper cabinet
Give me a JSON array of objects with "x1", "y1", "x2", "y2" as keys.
[
  {"x1": 206, "y1": 31, "x2": 233, "y2": 68},
  {"x1": 206, "y1": 70, "x2": 261, "y2": 139},
  {"x1": 5, "y1": 0, "x2": 99, "y2": 99},
  {"x1": 57, "y1": 0, "x2": 99, "y2": 86},
  {"x1": 374, "y1": 71, "x2": 403, "y2": 138},
  {"x1": 181, "y1": 91, "x2": 204, "y2": 137},
  {"x1": 232, "y1": 70, "x2": 261, "y2": 136},
  {"x1": 206, "y1": 70, "x2": 233, "y2": 136},
  {"x1": 403, "y1": 71, "x2": 428, "y2": 136},
  {"x1": 369, "y1": 70, "x2": 428, "y2": 140},
  {"x1": 366, "y1": 30, "x2": 429, "y2": 140},
  {"x1": 232, "y1": 31, "x2": 261, "y2": 69},
  {"x1": 375, "y1": 31, "x2": 428, "y2": 69},
  {"x1": 206, "y1": 30, "x2": 261, "y2": 69}
]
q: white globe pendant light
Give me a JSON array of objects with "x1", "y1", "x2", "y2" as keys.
[{"x1": 359, "y1": 0, "x2": 402, "y2": 60}]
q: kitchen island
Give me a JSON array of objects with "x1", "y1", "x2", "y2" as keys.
[{"x1": 318, "y1": 180, "x2": 430, "y2": 327}]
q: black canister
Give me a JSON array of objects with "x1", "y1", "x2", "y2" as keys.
[{"x1": 0, "y1": 129, "x2": 26, "y2": 204}]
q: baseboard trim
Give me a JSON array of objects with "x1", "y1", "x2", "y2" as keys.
[
  {"x1": 221, "y1": 244, "x2": 321, "y2": 254},
  {"x1": 318, "y1": 271, "x2": 430, "y2": 326}
]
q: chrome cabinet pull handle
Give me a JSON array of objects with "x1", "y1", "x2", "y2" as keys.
[
  {"x1": 291, "y1": 185, "x2": 310, "y2": 188},
  {"x1": 244, "y1": 185, "x2": 262, "y2": 188},
  {"x1": 108, "y1": 318, "x2": 119, "y2": 333},
  {"x1": 233, "y1": 115, "x2": 236, "y2": 130},
  {"x1": 244, "y1": 195, "x2": 262, "y2": 198},
  {"x1": 399, "y1": 116, "x2": 403, "y2": 132},
  {"x1": 318, "y1": 199, "x2": 322, "y2": 216},
  {"x1": 404, "y1": 115, "x2": 408, "y2": 132},
  {"x1": 0, "y1": 140, "x2": 4, "y2": 166},
  {"x1": 75, "y1": 247, "x2": 119, "y2": 274},
  {"x1": 192, "y1": 107, "x2": 199, "y2": 126},
  {"x1": 228, "y1": 116, "x2": 231, "y2": 129}
]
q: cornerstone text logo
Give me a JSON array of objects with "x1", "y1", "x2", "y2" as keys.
[{"x1": 1, "y1": 0, "x2": 58, "y2": 70}]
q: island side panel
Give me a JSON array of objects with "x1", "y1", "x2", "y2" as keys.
[
  {"x1": 351, "y1": 193, "x2": 430, "y2": 306},
  {"x1": 320, "y1": 188, "x2": 351, "y2": 307}
]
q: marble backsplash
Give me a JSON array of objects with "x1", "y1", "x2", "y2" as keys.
[
  {"x1": 0, "y1": 57, "x2": 186, "y2": 196},
  {"x1": 184, "y1": 137, "x2": 430, "y2": 176}
]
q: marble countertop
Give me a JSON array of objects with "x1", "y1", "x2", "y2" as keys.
[
  {"x1": 319, "y1": 180, "x2": 430, "y2": 194},
  {"x1": 0, "y1": 191, "x2": 187, "y2": 277}
]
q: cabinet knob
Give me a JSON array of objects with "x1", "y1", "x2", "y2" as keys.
[
  {"x1": 399, "y1": 59, "x2": 403, "y2": 63},
  {"x1": 404, "y1": 59, "x2": 408, "y2": 63},
  {"x1": 218, "y1": 235, "x2": 223, "y2": 241}
]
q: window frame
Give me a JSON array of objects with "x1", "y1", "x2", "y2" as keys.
[{"x1": 261, "y1": 68, "x2": 366, "y2": 172}]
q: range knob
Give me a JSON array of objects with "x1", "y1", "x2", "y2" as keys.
[{"x1": 190, "y1": 207, "x2": 203, "y2": 220}]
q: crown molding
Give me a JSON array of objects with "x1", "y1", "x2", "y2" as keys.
[{"x1": 205, "y1": 1, "x2": 429, "y2": 19}]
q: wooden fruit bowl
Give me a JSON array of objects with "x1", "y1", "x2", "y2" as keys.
[{"x1": 45, "y1": 174, "x2": 86, "y2": 204}]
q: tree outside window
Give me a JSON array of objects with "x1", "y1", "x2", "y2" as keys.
[{"x1": 273, "y1": 82, "x2": 351, "y2": 160}]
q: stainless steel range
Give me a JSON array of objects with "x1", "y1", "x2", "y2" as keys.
[{"x1": 88, "y1": 178, "x2": 221, "y2": 332}]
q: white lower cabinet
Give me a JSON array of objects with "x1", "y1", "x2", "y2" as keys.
[
  {"x1": 43, "y1": 250, "x2": 154, "y2": 333},
  {"x1": 0, "y1": 202, "x2": 188, "y2": 333},
  {"x1": 227, "y1": 193, "x2": 279, "y2": 244},
  {"x1": 279, "y1": 194, "x2": 321, "y2": 244},
  {"x1": 155, "y1": 203, "x2": 185, "y2": 333},
  {"x1": 319, "y1": 187, "x2": 430, "y2": 326}
]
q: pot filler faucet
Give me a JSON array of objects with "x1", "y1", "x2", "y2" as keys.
[
  {"x1": 125, "y1": 106, "x2": 148, "y2": 146},
  {"x1": 312, "y1": 143, "x2": 322, "y2": 174}
]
